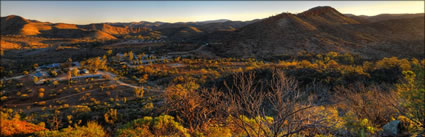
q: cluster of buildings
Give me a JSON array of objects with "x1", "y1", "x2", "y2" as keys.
[{"x1": 32, "y1": 61, "x2": 102, "y2": 85}]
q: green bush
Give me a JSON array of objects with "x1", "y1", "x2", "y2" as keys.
[
  {"x1": 35, "y1": 121, "x2": 105, "y2": 137},
  {"x1": 398, "y1": 66, "x2": 425, "y2": 132},
  {"x1": 115, "y1": 115, "x2": 190, "y2": 137}
]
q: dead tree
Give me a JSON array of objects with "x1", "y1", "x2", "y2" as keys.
[
  {"x1": 164, "y1": 84, "x2": 226, "y2": 133},
  {"x1": 226, "y1": 70, "x2": 330, "y2": 137}
]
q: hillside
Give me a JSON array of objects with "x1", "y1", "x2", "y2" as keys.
[
  {"x1": 207, "y1": 6, "x2": 424, "y2": 58},
  {"x1": 1, "y1": 15, "x2": 31, "y2": 35},
  {"x1": 125, "y1": 20, "x2": 257, "y2": 41},
  {"x1": 1, "y1": 9, "x2": 423, "y2": 58},
  {"x1": 354, "y1": 13, "x2": 425, "y2": 22},
  {"x1": 0, "y1": 15, "x2": 118, "y2": 40},
  {"x1": 1, "y1": 15, "x2": 256, "y2": 42}
]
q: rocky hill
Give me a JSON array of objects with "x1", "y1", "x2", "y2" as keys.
[
  {"x1": 1, "y1": 15, "x2": 256, "y2": 41},
  {"x1": 1, "y1": 8, "x2": 423, "y2": 58},
  {"x1": 207, "y1": 6, "x2": 424, "y2": 58},
  {"x1": 1, "y1": 15, "x2": 117, "y2": 40}
]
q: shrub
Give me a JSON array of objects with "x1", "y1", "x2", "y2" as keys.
[
  {"x1": 1, "y1": 119, "x2": 46, "y2": 136},
  {"x1": 326, "y1": 52, "x2": 338, "y2": 58},
  {"x1": 335, "y1": 85, "x2": 399, "y2": 127},
  {"x1": 226, "y1": 115, "x2": 272, "y2": 137},
  {"x1": 115, "y1": 115, "x2": 190, "y2": 137},
  {"x1": 38, "y1": 92, "x2": 44, "y2": 98},
  {"x1": 143, "y1": 103, "x2": 154, "y2": 110},
  {"x1": 134, "y1": 88, "x2": 144, "y2": 98},
  {"x1": 104, "y1": 109, "x2": 118, "y2": 124},
  {"x1": 226, "y1": 71, "x2": 333, "y2": 137},
  {"x1": 200, "y1": 125, "x2": 233, "y2": 137},
  {"x1": 342, "y1": 112, "x2": 378, "y2": 136},
  {"x1": 397, "y1": 66, "x2": 425, "y2": 131},
  {"x1": 52, "y1": 81, "x2": 59, "y2": 87},
  {"x1": 164, "y1": 82, "x2": 218, "y2": 132},
  {"x1": 71, "y1": 105, "x2": 91, "y2": 114},
  {"x1": 1, "y1": 111, "x2": 46, "y2": 136},
  {"x1": 1, "y1": 96, "x2": 7, "y2": 101},
  {"x1": 35, "y1": 121, "x2": 105, "y2": 137}
]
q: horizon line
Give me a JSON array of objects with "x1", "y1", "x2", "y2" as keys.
[{"x1": 3, "y1": 12, "x2": 424, "y2": 25}]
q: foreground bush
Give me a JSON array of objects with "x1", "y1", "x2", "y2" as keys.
[
  {"x1": 115, "y1": 115, "x2": 190, "y2": 137},
  {"x1": 1, "y1": 119, "x2": 46, "y2": 136},
  {"x1": 397, "y1": 66, "x2": 425, "y2": 134},
  {"x1": 35, "y1": 121, "x2": 105, "y2": 137},
  {"x1": 1, "y1": 110, "x2": 46, "y2": 136}
]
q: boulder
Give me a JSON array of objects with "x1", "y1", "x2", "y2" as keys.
[{"x1": 383, "y1": 120, "x2": 402, "y2": 137}]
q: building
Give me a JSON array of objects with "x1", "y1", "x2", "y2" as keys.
[
  {"x1": 39, "y1": 63, "x2": 60, "y2": 69},
  {"x1": 80, "y1": 69, "x2": 89, "y2": 74},
  {"x1": 70, "y1": 74, "x2": 103, "y2": 80},
  {"x1": 33, "y1": 71, "x2": 50, "y2": 78},
  {"x1": 72, "y1": 62, "x2": 80, "y2": 67}
]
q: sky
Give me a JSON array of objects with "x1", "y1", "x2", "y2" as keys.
[{"x1": 1, "y1": 1, "x2": 424, "y2": 25}]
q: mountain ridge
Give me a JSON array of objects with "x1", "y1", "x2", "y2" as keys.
[
  {"x1": 206, "y1": 6, "x2": 424, "y2": 58},
  {"x1": 1, "y1": 6, "x2": 424, "y2": 58},
  {"x1": 1, "y1": 15, "x2": 258, "y2": 40}
]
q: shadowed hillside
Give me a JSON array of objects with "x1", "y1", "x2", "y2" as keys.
[{"x1": 207, "y1": 6, "x2": 424, "y2": 59}]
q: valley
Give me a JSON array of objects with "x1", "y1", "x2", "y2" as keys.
[{"x1": 1, "y1": 5, "x2": 424, "y2": 137}]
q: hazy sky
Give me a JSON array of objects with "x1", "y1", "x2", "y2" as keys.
[{"x1": 1, "y1": 1, "x2": 424, "y2": 24}]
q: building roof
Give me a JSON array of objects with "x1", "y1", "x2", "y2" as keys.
[
  {"x1": 39, "y1": 63, "x2": 60, "y2": 69},
  {"x1": 71, "y1": 74, "x2": 102, "y2": 79},
  {"x1": 34, "y1": 71, "x2": 50, "y2": 77},
  {"x1": 72, "y1": 62, "x2": 80, "y2": 67}
]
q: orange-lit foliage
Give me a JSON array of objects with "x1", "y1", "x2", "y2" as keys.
[
  {"x1": 83, "y1": 57, "x2": 108, "y2": 72},
  {"x1": 1, "y1": 111, "x2": 46, "y2": 136},
  {"x1": 376, "y1": 57, "x2": 412, "y2": 71},
  {"x1": 1, "y1": 119, "x2": 46, "y2": 136},
  {"x1": 35, "y1": 121, "x2": 105, "y2": 137},
  {"x1": 0, "y1": 40, "x2": 20, "y2": 50},
  {"x1": 115, "y1": 115, "x2": 190, "y2": 137},
  {"x1": 327, "y1": 60, "x2": 339, "y2": 69},
  {"x1": 2, "y1": 47, "x2": 423, "y2": 137}
]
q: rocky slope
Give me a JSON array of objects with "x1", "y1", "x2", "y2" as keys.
[{"x1": 207, "y1": 6, "x2": 424, "y2": 58}]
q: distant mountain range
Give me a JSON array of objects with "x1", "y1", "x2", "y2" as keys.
[
  {"x1": 204, "y1": 6, "x2": 424, "y2": 58},
  {"x1": 1, "y1": 6, "x2": 423, "y2": 58},
  {"x1": 0, "y1": 16, "x2": 257, "y2": 40},
  {"x1": 345, "y1": 13, "x2": 424, "y2": 23}
]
